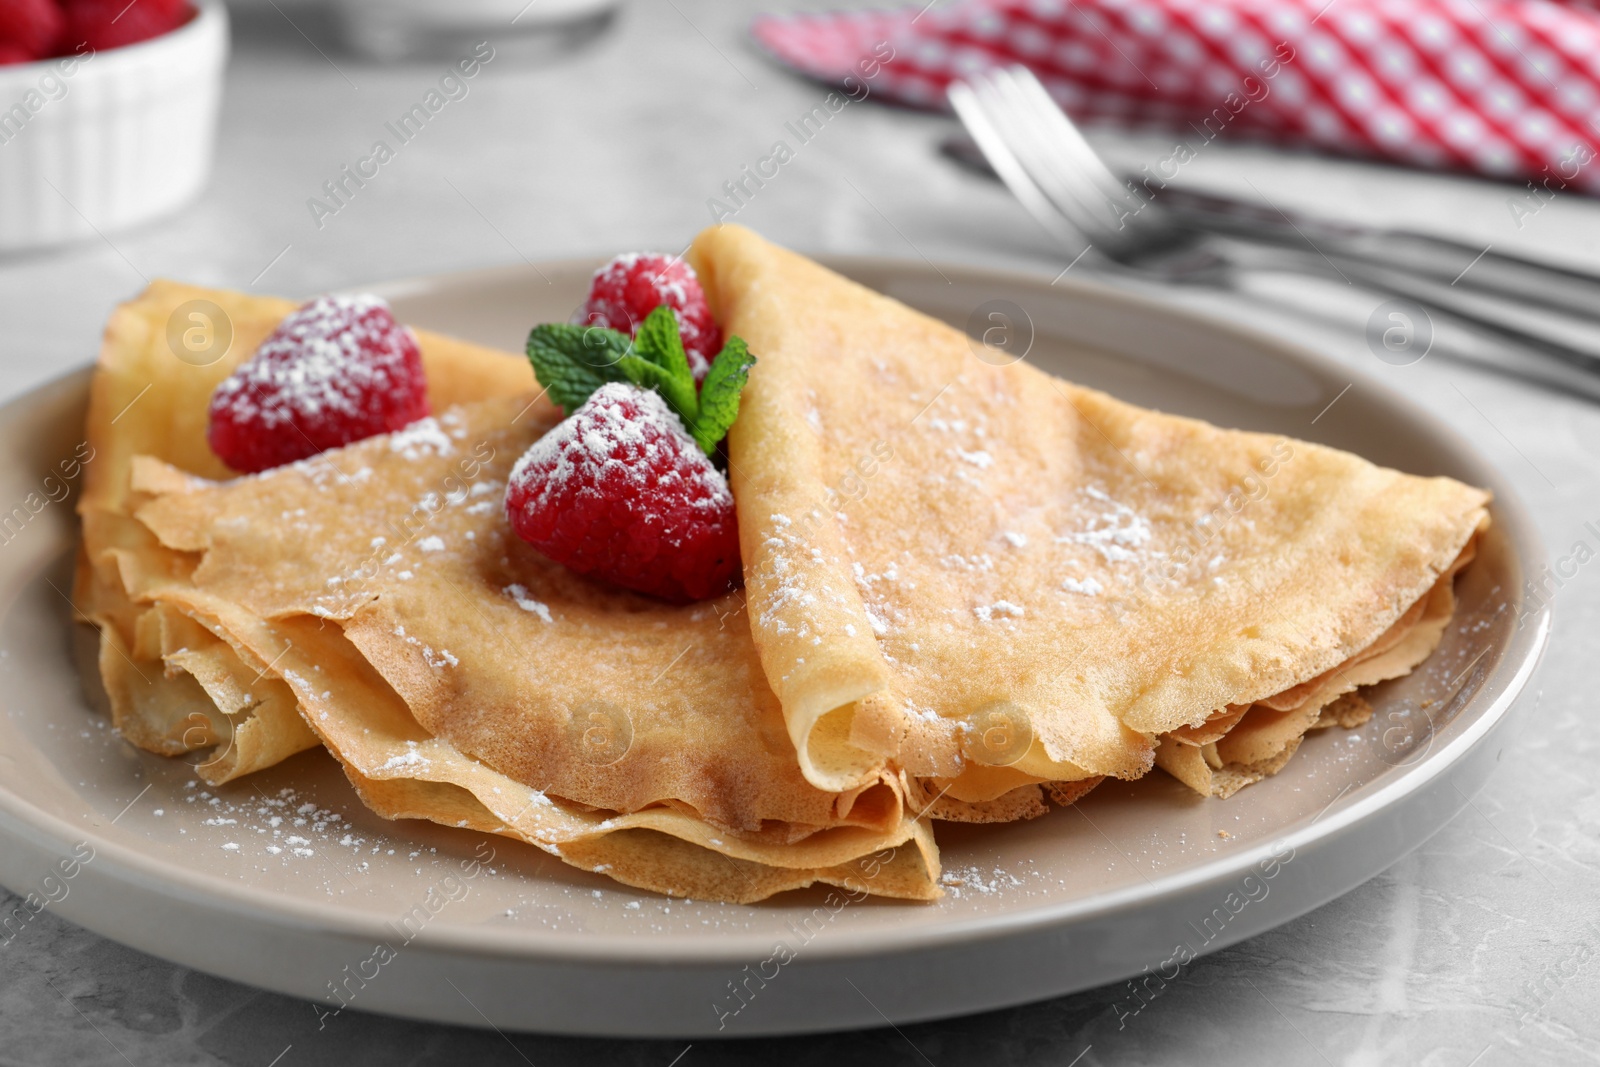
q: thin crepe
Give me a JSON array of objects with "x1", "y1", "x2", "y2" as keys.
[
  {"x1": 78, "y1": 245, "x2": 1491, "y2": 900},
  {"x1": 691, "y1": 225, "x2": 1489, "y2": 795},
  {"x1": 1156, "y1": 533, "x2": 1477, "y2": 797},
  {"x1": 75, "y1": 280, "x2": 535, "y2": 782},
  {"x1": 129, "y1": 392, "x2": 939, "y2": 901}
]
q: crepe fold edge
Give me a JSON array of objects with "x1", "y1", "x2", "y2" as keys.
[
  {"x1": 1072, "y1": 378, "x2": 1493, "y2": 737},
  {"x1": 1155, "y1": 530, "x2": 1480, "y2": 797},
  {"x1": 77, "y1": 276, "x2": 946, "y2": 901},
  {"x1": 75, "y1": 279, "x2": 537, "y2": 783},
  {"x1": 140, "y1": 585, "x2": 942, "y2": 902},
  {"x1": 691, "y1": 237, "x2": 899, "y2": 795},
  {"x1": 691, "y1": 223, "x2": 1491, "y2": 799}
]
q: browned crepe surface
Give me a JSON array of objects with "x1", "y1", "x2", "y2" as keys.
[
  {"x1": 691, "y1": 224, "x2": 1489, "y2": 798},
  {"x1": 64, "y1": 286, "x2": 938, "y2": 902},
  {"x1": 129, "y1": 392, "x2": 938, "y2": 900},
  {"x1": 76, "y1": 281, "x2": 536, "y2": 782},
  {"x1": 1155, "y1": 533, "x2": 1477, "y2": 797},
  {"x1": 78, "y1": 238, "x2": 1493, "y2": 900}
]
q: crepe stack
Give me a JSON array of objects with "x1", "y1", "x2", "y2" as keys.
[
  {"x1": 696, "y1": 227, "x2": 1488, "y2": 810},
  {"x1": 75, "y1": 228, "x2": 1489, "y2": 902}
]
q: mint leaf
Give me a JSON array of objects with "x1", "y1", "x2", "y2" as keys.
[
  {"x1": 689, "y1": 337, "x2": 756, "y2": 454},
  {"x1": 632, "y1": 306, "x2": 694, "y2": 379},
  {"x1": 525, "y1": 308, "x2": 756, "y2": 456},
  {"x1": 615, "y1": 353, "x2": 695, "y2": 418},
  {"x1": 526, "y1": 323, "x2": 632, "y2": 414},
  {"x1": 624, "y1": 307, "x2": 698, "y2": 422}
]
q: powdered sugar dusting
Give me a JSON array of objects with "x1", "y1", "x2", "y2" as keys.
[
  {"x1": 974, "y1": 600, "x2": 1025, "y2": 622},
  {"x1": 504, "y1": 583, "x2": 554, "y2": 623},
  {"x1": 1057, "y1": 486, "x2": 1152, "y2": 564},
  {"x1": 508, "y1": 383, "x2": 730, "y2": 514},
  {"x1": 378, "y1": 739, "x2": 432, "y2": 773},
  {"x1": 749, "y1": 510, "x2": 873, "y2": 664},
  {"x1": 392, "y1": 623, "x2": 459, "y2": 671},
  {"x1": 210, "y1": 294, "x2": 421, "y2": 434},
  {"x1": 955, "y1": 448, "x2": 993, "y2": 469},
  {"x1": 940, "y1": 864, "x2": 1024, "y2": 898},
  {"x1": 178, "y1": 779, "x2": 366, "y2": 865},
  {"x1": 387, "y1": 418, "x2": 455, "y2": 460},
  {"x1": 1062, "y1": 576, "x2": 1104, "y2": 596}
]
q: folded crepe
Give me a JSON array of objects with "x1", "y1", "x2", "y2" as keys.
[
  {"x1": 690, "y1": 225, "x2": 1489, "y2": 805},
  {"x1": 82, "y1": 282, "x2": 939, "y2": 902},
  {"x1": 75, "y1": 282, "x2": 535, "y2": 782},
  {"x1": 1155, "y1": 532, "x2": 1476, "y2": 797},
  {"x1": 76, "y1": 229, "x2": 1490, "y2": 903}
]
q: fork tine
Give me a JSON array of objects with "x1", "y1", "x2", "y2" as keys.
[
  {"x1": 963, "y1": 73, "x2": 1116, "y2": 252},
  {"x1": 1007, "y1": 67, "x2": 1135, "y2": 212},
  {"x1": 948, "y1": 79, "x2": 1093, "y2": 254},
  {"x1": 957, "y1": 69, "x2": 1133, "y2": 256},
  {"x1": 984, "y1": 69, "x2": 1131, "y2": 247},
  {"x1": 997, "y1": 69, "x2": 1158, "y2": 250}
]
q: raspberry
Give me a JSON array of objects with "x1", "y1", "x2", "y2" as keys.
[
  {"x1": 207, "y1": 294, "x2": 429, "y2": 474},
  {"x1": 505, "y1": 382, "x2": 741, "y2": 603},
  {"x1": 579, "y1": 253, "x2": 722, "y2": 382},
  {"x1": 60, "y1": 0, "x2": 191, "y2": 53},
  {"x1": 0, "y1": 0, "x2": 63, "y2": 61}
]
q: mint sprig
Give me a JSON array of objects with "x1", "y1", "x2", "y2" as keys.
[
  {"x1": 694, "y1": 336, "x2": 754, "y2": 452},
  {"x1": 526, "y1": 306, "x2": 756, "y2": 455},
  {"x1": 524, "y1": 324, "x2": 633, "y2": 413}
]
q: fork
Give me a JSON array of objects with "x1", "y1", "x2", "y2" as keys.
[
  {"x1": 949, "y1": 66, "x2": 1600, "y2": 401},
  {"x1": 940, "y1": 129, "x2": 1600, "y2": 326}
]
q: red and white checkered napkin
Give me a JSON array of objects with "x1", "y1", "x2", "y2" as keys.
[{"x1": 751, "y1": 0, "x2": 1600, "y2": 194}]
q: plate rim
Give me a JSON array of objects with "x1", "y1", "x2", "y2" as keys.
[{"x1": 0, "y1": 253, "x2": 1551, "y2": 969}]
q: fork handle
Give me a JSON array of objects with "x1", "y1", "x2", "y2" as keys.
[
  {"x1": 1219, "y1": 240, "x2": 1600, "y2": 399},
  {"x1": 1328, "y1": 231, "x2": 1600, "y2": 323},
  {"x1": 1343, "y1": 261, "x2": 1600, "y2": 370},
  {"x1": 1148, "y1": 185, "x2": 1600, "y2": 323}
]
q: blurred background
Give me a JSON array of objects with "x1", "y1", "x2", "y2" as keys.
[
  {"x1": 2, "y1": 0, "x2": 1598, "y2": 1063},
  {"x1": 3, "y1": 0, "x2": 1600, "y2": 409}
]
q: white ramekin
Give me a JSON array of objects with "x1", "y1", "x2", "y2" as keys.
[{"x1": 0, "y1": 0, "x2": 228, "y2": 252}]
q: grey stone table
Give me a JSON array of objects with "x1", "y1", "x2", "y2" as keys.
[{"x1": 1, "y1": 1, "x2": 1597, "y2": 1063}]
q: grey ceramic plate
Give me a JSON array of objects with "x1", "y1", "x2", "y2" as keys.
[{"x1": 0, "y1": 258, "x2": 1548, "y2": 1038}]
